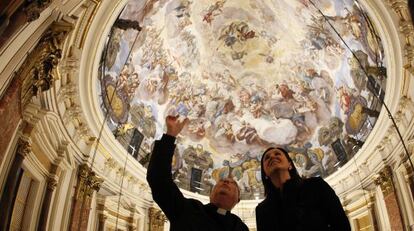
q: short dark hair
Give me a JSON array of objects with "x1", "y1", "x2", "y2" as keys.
[
  {"x1": 260, "y1": 147, "x2": 302, "y2": 196},
  {"x1": 410, "y1": 0, "x2": 414, "y2": 24}
]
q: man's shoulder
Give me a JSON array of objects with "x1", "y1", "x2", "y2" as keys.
[
  {"x1": 184, "y1": 198, "x2": 210, "y2": 212},
  {"x1": 229, "y1": 213, "x2": 249, "y2": 230},
  {"x1": 186, "y1": 198, "x2": 204, "y2": 206}
]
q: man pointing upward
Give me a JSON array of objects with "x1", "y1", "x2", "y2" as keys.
[{"x1": 147, "y1": 115, "x2": 249, "y2": 231}]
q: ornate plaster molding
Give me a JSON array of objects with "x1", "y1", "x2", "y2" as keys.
[
  {"x1": 75, "y1": 163, "x2": 104, "y2": 200},
  {"x1": 23, "y1": 0, "x2": 54, "y2": 23},
  {"x1": 374, "y1": 165, "x2": 394, "y2": 196},
  {"x1": 47, "y1": 176, "x2": 58, "y2": 190},
  {"x1": 18, "y1": 20, "x2": 73, "y2": 106},
  {"x1": 16, "y1": 137, "x2": 32, "y2": 158},
  {"x1": 384, "y1": 0, "x2": 414, "y2": 74},
  {"x1": 148, "y1": 207, "x2": 167, "y2": 231}
]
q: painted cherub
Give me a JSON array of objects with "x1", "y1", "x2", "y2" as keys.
[
  {"x1": 337, "y1": 86, "x2": 352, "y2": 113},
  {"x1": 202, "y1": 0, "x2": 226, "y2": 25}
]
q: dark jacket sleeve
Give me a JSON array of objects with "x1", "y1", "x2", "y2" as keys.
[
  {"x1": 255, "y1": 203, "x2": 266, "y2": 231},
  {"x1": 317, "y1": 178, "x2": 351, "y2": 231},
  {"x1": 146, "y1": 134, "x2": 186, "y2": 221}
]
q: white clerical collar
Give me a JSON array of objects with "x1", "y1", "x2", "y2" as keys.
[{"x1": 217, "y1": 208, "x2": 227, "y2": 215}]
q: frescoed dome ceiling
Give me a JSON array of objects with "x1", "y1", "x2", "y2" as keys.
[{"x1": 98, "y1": 0, "x2": 387, "y2": 199}]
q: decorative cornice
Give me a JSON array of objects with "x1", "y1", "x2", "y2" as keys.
[
  {"x1": 73, "y1": 0, "x2": 102, "y2": 49},
  {"x1": 18, "y1": 19, "x2": 73, "y2": 106},
  {"x1": 100, "y1": 157, "x2": 151, "y2": 197},
  {"x1": 384, "y1": 0, "x2": 414, "y2": 74}
]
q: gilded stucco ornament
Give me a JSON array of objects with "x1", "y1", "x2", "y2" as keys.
[
  {"x1": 47, "y1": 177, "x2": 58, "y2": 190},
  {"x1": 19, "y1": 20, "x2": 73, "y2": 105},
  {"x1": 385, "y1": 0, "x2": 414, "y2": 74},
  {"x1": 75, "y1": 164, "x2": 104, "y2": 199},
  {"x1": 23, "y1": 0, "x2": 53, "y2": 22},
  {"x1": 17, "y1": 138, "x2": 32, "y2": 158},
  {"x1": 148, "y1": 207, "x2": 167, "y2": 231},
  {"x1": 374, "y1": 165, "x2": 394, "y2": 196}
]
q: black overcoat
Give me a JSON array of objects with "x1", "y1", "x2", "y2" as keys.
[
  {"x1": 147, "y1": 134, "x2": 249, "y2": 231},
  {"x1": 256, "y1": 177, "x2": 351, "y2": 231}
]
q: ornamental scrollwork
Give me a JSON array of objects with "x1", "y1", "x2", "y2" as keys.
[
  {"x1": 148, "y1": 207, "x2": 167, "y2": 231},
  {"x1": 19, "y1": 20, "x2": 73, "y2": 105}
]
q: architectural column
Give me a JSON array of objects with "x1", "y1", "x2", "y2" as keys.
[
  {"x1": 0, "y1": 138, "x2": 31, "y2": 231},
  {"x1": 97, "y1": 213, "x2": 107, "y2": 231},
  {"x1": 406, "y1": 163, "x2": 414, "y2": 201},
  {"x1": 69, "y1": 164, "x2": 103, "y2": 231},
  {"x1": 37, "y1": 174, "x2": 58, "y2": 231},
  {"x1": 148, "y1": 207, "x2": 166, "y2": 231},
  {"x1": 96, "y1": 196, "x2": 107, "y2": 231},
  {"x1": 367, "y1": 195, "x2": 379, "y2": 231},
  {"x1": 127, "y1": 205, "x2": 139, "y2": 231},
  {"x1": 374, "y1": 166, "x2": 405, "y2": 231},
  {"x1": 37, "y1": 143, "x2": 67, "y2": 231}
]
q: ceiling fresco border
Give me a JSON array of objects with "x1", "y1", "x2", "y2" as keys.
[
  {"x1": 77, "y1": 0, "x2": 152, "y2": 185},
  {"x1": 325, "y1": 0, "x2": 413, "y2": 192}
]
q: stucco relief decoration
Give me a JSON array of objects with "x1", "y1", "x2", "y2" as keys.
[
  {"x1": 20, "y1": 21, "x2": 73, "y2": 105},
  {"x1": 99, "y1": 0, "x2": 387, "y2": 199},
  {"x1": 75, "y1": 164, "x2": 104, "y2": 200},
  {"x1": 24, "y1": 0, "x2": 53, "y2": 22}
]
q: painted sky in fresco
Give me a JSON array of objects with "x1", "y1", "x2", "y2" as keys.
[{"x1": 99, "y1": 0, "x2": 387, "y2": 199}]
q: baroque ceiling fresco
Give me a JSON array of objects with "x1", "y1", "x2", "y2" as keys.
[{"x1": 98, "y1": 0, "x2": 387, "y2": 199}]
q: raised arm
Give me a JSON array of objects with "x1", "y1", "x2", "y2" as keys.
[{"x1": 146, "y1": 116, "x2": 188, "y2": 221}]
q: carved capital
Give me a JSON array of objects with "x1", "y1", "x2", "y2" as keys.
[
  {"x1": 75, "y1": 164, "x2": 104, "y2": 200},
  {"x1": 47, "y1": 176, "x2": 58, "y2": 190},
  {"x1": 374, "y1": 165, "x2": 394, "y2": 196},
  {"x1": 88, "y1": 173, "x2": 104, "y2": 192},
  {"x1": 148, "y1": 207, "x2": 167, "y2": 231},
  {"x1": 17, "y1": 138, "x2": 31, "y2": 158}
]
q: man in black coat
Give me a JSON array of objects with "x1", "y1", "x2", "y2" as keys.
[{"x1": 147, "y1": 115, "x2": 249, "y2": 231}]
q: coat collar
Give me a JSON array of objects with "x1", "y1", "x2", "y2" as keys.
[{"x1": 205, "y1": 203, "x2": 230, "y2": 216}]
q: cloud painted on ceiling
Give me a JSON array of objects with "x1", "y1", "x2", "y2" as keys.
[{"x1": 99, "y1": 0, "x2": 387, "y2": 199}]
